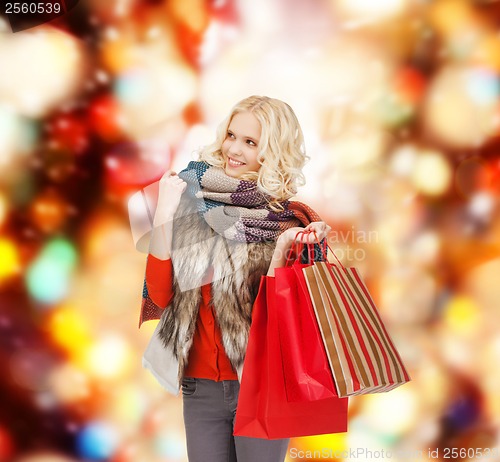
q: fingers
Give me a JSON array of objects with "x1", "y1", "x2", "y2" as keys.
[
  {"x1": 160, "y1": 171, "x2": 185, "y2": 186},
  {"x1": 161, "y1": 169, "x2": 178, "y2": 181},
  {"x1": 304, "y1": 221, "x2": 330, "y2": 233},
  {"x1": 297, "y1": 222, "x2": 331, "y2": 243},
  {"x1": 306, "y1": 222, "x2": 330, "y2": 233},
  {"x1": 293, "y1": 230, "x2": 317, "y2": 244}
]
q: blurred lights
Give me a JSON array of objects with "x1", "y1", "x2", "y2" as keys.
[
  {"x1": 105, "y1": 385, "x2": 146, "y2": 427},
  {"x1": 373, "y1": 68, "x2": 426, "y2": 128},
  {"x1": 468, "y1": 191, "x2": 495, "y2": 221},
  {"x1": 0, "y1": 27, "x2": 86, "y2": 117},
  {"x1": 418, "y1": 360, "x2": 450, "y2": 413},
  {"x1": 425, "y1": 65, "x2": 499, "y2": 147},
  {"x1": 82, "y1": 212, "x2": 144, "y2": 269},
  {"x1": 0, "y1": 105, "x2": 37, "y2": 168},
  {"x1": 363, "y1": 386, "x2": 419, "y2": 436},
  {"x1": 26, "y1": 238, "x2": 77, "y2": 305},
  {"x1": 455, "y1": 156, "x2": 487, "y2": 198},
  {"x1": 113, "y1": 60, "x2": 197, "y2": 138},
  {"x1": 443, "y1": 295, "x2": 482, "y2": 337},
  {"x1": 463, "y1": 67, "x2": 499, "y2": 106},
  {"x1": 76, "y1": 421, "x2": 119, "y2": 460},
  {"x1": 408, "y1": 231, "x2": 441, "y2": 265},
  {"x1": 15, "y1": 454, "x2": 77, "y2": 462},
  {"x1": 104, "y1": 140, "x2": 168, "y2": 186},
  {"x1": 169, "y1": 0, "x2": 209, "y2": 34},
  {"x1": 430, "y1": 0, "x2": 500, "y2": 70},
  {"x1": 0, "y1": 105, "x2": 20, "y2": 164},
  {"x1": 0, "y1": 238, "x2": 20, "y2": 282},
  {"x1": 47, "y1": 113, "x2": 89, "y2": 155},
  {"x1": 101, "y1": 33, "x2": 137, "y2": 73},
  {"x1": 43, "y1": 239, "x2": 78, "y2": 268},
  {"x1": 329, "y1": 127, "x2": 387, "y2": 172},
  {"x1": 114, "y1": 69, "x2": 150, "y2": 105},
  {"x1": 463, "y1": 258, "x2": 500, "y2": 313},
  {"x1": 448, "y1": 25, "x2": 483, "y2": 61},
  {"x1": 291, "y1": 433, "x2": 348, "y2": 462},
  {"x1": 430, "y1": 0, "x2": 472, "y2": 37},
  {"x1": 394, "y1": 67, "x2": 426, "y2": 105},
  {"x1": 153, "y1": 431, "x2": 187, "y2": 459},
  {"x1": 380, "y1": 266, "x2": 436, "y2": 324},
  {"x1": 373, "y1": 92, "x2": 414, "y2": 128},
  {"x1": 411, "y1": 150, "x2": 451, "y2": 196},
  {"x1": 87, "y1": 94, "x2": 124, "y2": 142},
  {"x1": 347, "y1": 418, "x2": 390, "y2": 458},
  {"x1": 9, "y1": 348, "x2": 56, "y2": 391},
  {"x1": 48, "y1": 363, "x2": 90, "y2": 403},
  {"x1": 0, "y1": 425, "x2": 15, "y2": 461},
  {"x1": 30, "y1": 191, "x2": 70, "y2": 234},
  {"x1": 474, "y1": 33, "x2": 500, "y2": 72},
  {"x1": 47, "y1": 306, "x2": 93, "y2": 356},
  {"x1": 83, "y1": 334, "x2": 133, "y2": 379},
  {"x1": 389, "y1": 144, "x2": 417, "y2": 177},
  {"x1": 337, "y1": 0, "x2": 407, "y2": 20}
]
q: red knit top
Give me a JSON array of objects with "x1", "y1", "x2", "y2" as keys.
[{"x1": 143, "y1": 254, "x2": 238, "y2": 381}]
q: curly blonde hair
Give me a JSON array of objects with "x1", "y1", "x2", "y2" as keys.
[{"x1": 197, "y1": 95, "x2": 310, "y2": 212}]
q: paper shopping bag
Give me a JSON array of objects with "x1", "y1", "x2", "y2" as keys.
[
  {"x1": 274, "y1": 243, "x2": 337, "y2": 403},
  {"x1": 302, "y1": 251, "x2": 411, "y2": 397},
  {"x1": 233, "y1": 277, "x2": 348, "y2": 439}
]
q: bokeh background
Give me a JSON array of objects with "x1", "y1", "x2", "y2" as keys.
[{"x1": 1, "y1": 0, "x2": 500, "y2": 461}]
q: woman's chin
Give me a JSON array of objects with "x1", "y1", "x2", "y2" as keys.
[{"x1": 225, "y1": 166, "x2": 245, "y2": 178}]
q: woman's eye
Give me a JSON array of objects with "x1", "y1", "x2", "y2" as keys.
[
  {"x1": 227, "y1": 132, "x2": 235, "y2": 138},
  {"x1": 247, "y1": 140, "x2": 256, "y2": 146}
]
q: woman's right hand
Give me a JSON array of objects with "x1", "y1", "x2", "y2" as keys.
[{"x1": 153, "y1": 169, "x2": 187, "y2": 226}]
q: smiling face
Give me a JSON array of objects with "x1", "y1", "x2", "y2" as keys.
[{"x1": 221, "y1": 111, "x2": 262, "y2": 178}]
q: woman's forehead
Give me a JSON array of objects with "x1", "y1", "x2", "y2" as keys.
[{"x1": 229, "y1": 112, "x2": 261, "y2": 139}]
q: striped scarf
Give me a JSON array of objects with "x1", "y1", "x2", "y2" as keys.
[
  {"x1": 179, "y1": 160, "x2": 320, "y2": 243},
  {"x1": 139, "y1": 160, "x2": 328, "y2": 327}
]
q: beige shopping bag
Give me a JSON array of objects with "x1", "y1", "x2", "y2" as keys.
[{"x1": 302, "y1": 249, "x2": 411, "y2": 397}]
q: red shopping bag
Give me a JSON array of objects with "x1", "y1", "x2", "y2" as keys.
[
  {"x1": 274, "y1": 241, "x2": 338, "y2": 402},
  {"x1": 233, "y1": 276, "x2": 348, "y2": 439}
]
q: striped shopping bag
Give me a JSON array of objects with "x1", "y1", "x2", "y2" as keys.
[{"x1": 302, "y1": 244, "x2": 411, "y2": 397}]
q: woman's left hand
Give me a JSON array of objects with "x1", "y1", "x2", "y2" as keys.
[
  {"x1": 269, "y1": 221, "x2": 331, "y2": 276},
  {"x1": 301, "y1": 221, "x2": 331, "y2": 244},
  {"x1": 277, "y1": 221, "x2": 331, "y2": 249}
]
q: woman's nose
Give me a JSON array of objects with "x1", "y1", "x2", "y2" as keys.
[{"x1": 229, "y1": 142, "x2": 244, "y2": 156}]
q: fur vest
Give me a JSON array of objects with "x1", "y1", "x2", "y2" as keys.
[{"x1": 156, "y1": 192, "x2": 281, "y2": 388}]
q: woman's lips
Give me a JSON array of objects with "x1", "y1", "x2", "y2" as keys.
[{"x1": 228, "y1": 157, "x2": 246, "y2": 167}]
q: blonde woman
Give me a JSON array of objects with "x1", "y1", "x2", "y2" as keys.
[{"x1": 140, "y1": 95, "x2": 332, "y2": 462}]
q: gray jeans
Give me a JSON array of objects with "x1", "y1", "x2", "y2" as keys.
[{"x1": 181, "y1": 377, "x2": 290, "y2": 462}]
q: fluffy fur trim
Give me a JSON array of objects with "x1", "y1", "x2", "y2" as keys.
[{"x1": 157, "y1": 193, "x2": 277, "y2": 386}]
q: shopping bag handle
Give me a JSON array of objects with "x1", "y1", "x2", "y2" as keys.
[
  {"x1": 283, "y1": 229, "x2": 344, "y2": 269},
  {"x1": 283, "y1": 229, "x2": 347, "y2": 269},
  {"x1": 308, "y1": 230, "x2": 347, "y2": 270},
  {"x1": 284, "y1": 230, "x2": 315, "y2": 267}
]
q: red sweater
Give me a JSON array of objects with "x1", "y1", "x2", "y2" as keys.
[{"x1": 144, "y1": 254, "x2": 238, "y2": 381}]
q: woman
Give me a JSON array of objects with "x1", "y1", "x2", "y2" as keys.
[{"x1": 140, "y1": 95, "x2": 331, "y2": 462}]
